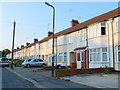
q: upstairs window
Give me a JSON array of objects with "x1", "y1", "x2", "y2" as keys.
[
  {"x1": 101, "y1": 22, "x2": 106, "y2": 35},
  {"x1": 68, "y1": 33, "x2": 73, "y2": 43}
]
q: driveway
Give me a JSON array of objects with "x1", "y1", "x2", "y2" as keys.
[{"x1": 60, "y1": 72, "x2": 120, "y2": 88}]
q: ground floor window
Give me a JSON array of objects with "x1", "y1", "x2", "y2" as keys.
[
  {"x1": 48, "y1": 55, "x2": 52, "y2": 63},
  {"x1": 63, "y1": 52, "x2": 67, "y2": 62},
  {"x1": 116, "y1": 45, "x2": 120, "y2": 62},
  {"x1": 89, "y1": 47, "x2": 107, "y2": 62},
  {"x1": 57, "y1": 52, "x2": 67, "y2": 62},
  {"x1": 48, "y1": 54, "x2": 56, "y2": 63}
]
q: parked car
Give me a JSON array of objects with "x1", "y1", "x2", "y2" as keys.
[
  {"x1": 0, "y1": 58, "x2": 10, "y2": 67},
  {"x1": 22, "y1": 59, "x2": 47, "y2": 68}
]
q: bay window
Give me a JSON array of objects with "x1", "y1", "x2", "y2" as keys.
[
  {"x1": 115, "y1": 45, "x2": 120, "y2": 62},
  {"x1": 89, "y1": 48, "x2": 107, "y2": 62},
  {"x1": 118, "y1": 45, "x2": 120, "y2": 62}
]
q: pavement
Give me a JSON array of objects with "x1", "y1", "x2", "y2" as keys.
[
  {"x1": 5, "y1": 67, "x2": 95, "y2": 89},
  {"x1": 2, "y1": 68, "x2": 36, "y2": 88},
  {"x1": 60, "y1": 72, "x2": 120, "y2": 89}
]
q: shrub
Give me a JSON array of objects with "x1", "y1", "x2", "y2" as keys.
[{"x1": 104, "y1": 68, "x2": 111, "y2": 74}]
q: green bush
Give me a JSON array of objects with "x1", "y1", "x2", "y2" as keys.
[{"x1": 104, "y1": 69, "x2": 111, "y2": 74}]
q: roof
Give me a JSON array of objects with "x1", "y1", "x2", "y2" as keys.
[
  {"x1": 11, "y1": 7, "x2": 120, "y2": 53},
  {"x1": 38, "y1": 7, "x2": 120, "y2": 43}
]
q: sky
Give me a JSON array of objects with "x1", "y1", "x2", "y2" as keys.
[{"x1": 0, "y1": 2, "x2": 118, "y2": 51}]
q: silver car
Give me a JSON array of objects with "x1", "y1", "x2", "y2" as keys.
[{"x1": 22, "y1": 59, "x2": 47, "y2": 68}]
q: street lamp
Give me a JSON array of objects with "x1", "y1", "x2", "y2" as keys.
[
  {"x1": 11, "y1": 21, "x2": 16, "y2": 69},
  {"x1": 45, "y1": 2, "x2": 55, "y2": 77}
]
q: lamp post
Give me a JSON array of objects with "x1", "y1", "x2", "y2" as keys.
[
  {"x1": 45, "y1": 2, "x2": 55, "y2": 77},
  {"x1": 11, "y1": 21, "x2": 16, "y2": 69}
]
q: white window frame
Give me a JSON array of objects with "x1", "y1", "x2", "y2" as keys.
[
  {"x1": 63, "y1": 52, "x2": 67, "y2": 62},
  {"x1": 116, "y1": 45, "x2": 120, "y2": 62},
  {"x1": 102, "y1": 48, "x2": 108, "y2": 62},
  {"x1": 58, "y1": 53, "x2": 63, "y2": 62},
  {"x1": 89, "y1": 47, "x2": 107, "y2": 62},
  {"x1": 68, "y1": 33, "x2": 73, "y2": 43}
]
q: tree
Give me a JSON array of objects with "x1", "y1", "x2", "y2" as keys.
[{"x1": 2, "y1": 49, "x2": 11, "y2": 57}]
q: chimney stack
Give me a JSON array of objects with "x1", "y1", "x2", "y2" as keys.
[
  {"x1": 17, "y1": 47, "x2": 19, "y2": 50},
  {"x1": 34, "y1": 39, "x2": 38, "y2": 43},
  {"x1": 14, "y1": 49, "x2": 16, "y2": 52},
  {"x1": 26, "y1": 43, "x2": 30, "y2": 46},
  {"x1": 71, "y1": 19, "x2": 79, "y2": 27},
  {"x1": 21, "y1": 45, "x2": 24, "y2": 48},
  {"x1": 48, "y1": 31, "x2": 53, "y2": 37}
]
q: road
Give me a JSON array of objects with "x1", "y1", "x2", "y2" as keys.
[
  {"x1": 2, "y1": 67, "x2": 36, "y2": 88},
  {"x1": 2, "y1": 67, "x2": 102, "y2": 89}
]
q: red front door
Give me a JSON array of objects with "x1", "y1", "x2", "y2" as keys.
[{"x1": 81, "y1": 51, "x2": 87, "y2": 68}]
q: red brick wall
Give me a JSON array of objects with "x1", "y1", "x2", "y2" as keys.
[{"x1": 55, "y1": 68, "x2": 114, "y2": 77}]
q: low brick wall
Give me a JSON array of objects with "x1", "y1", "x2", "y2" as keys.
[
  {"x1": 42, "y1": 66, "x2": 69, "y2": 70},
  {"x1": 55, "y1": 68, "x2": 114, "y2": 77}
]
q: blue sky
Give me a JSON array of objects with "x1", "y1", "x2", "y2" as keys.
[{"x1": 0, "y1": 2, "x2": 118, "y2": 51}]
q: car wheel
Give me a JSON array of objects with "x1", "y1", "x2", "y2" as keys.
[
  {"x1": 42, "y1": 64, "x2": 46, "y2": 67},
  {"x1": 26, "y1": 64, "x2": 30, "y2": 68}
]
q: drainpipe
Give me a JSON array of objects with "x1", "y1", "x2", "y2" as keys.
[
  {"x1": 55, "y1": 37, "x2": 58, "y2": 66},
  {"x1": 111, "y1": 18, "x2": 115, "y2": 69},
  {"x1": 86, "y1": 27, "x2": 89, "y2": 68},
  {"x1": 107, "y1": 22, "x2": 111, "y2": 67}
]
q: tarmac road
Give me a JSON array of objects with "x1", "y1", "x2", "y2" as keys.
[{"x1": 2, "y1": 67, "x2": 36, "y2": 88}]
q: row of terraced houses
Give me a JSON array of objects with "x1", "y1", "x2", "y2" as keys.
[{"x1": 6, "y1": 8, "x2": 120, "y2": 71}]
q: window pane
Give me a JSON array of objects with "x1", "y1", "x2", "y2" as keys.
[
  {"x1": 90, "y1": 49, "x2": 93, "y2": 52},
  {"x1": 93, "y1": 53, "x2": 96, "y2": 61},
  {"x1": 118, "y1": 52, "x2": 120, "y2": 61},
  {"x1": 101, "y1": 27, "x2": 106, "y2": 35},
  {"x1": 64, "y1": 52, "x2": 67, "y2": 62},
  {"x1": 90, "y1": 54, "x2": 92, "y2": 61},
  {"x1": 97, "y1": 48, "x2": 100, "y2": 52},
  {"x1": 118, "y1": 45, "x2": 120, "y2": 50},
  {"x1": 97, "y1": 53, "x2": 101, "y2": 61},
  {"x1": 102, "y1": 48, "x2": 107, "y2": 52},
  {"x1": 77, "y1": 53, "x2": 80, "y2": 61},
  {"x1": 101, "y1": 22, "x2": 106, "y2": 27},
  {"x1": 93, "y1": 49, "x2": 96, "y2": 52},
  {"x1": 103, "y1": 53, "x2": 107, "y2": 61}
]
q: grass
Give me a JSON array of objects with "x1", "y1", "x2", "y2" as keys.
[{"x1": 60, "y1": 78, "x2": 71, "y2": 81}]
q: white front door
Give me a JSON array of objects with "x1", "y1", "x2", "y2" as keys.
[{"x1": 76, "y1": 52, "x2": 83, "y2": 69}]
